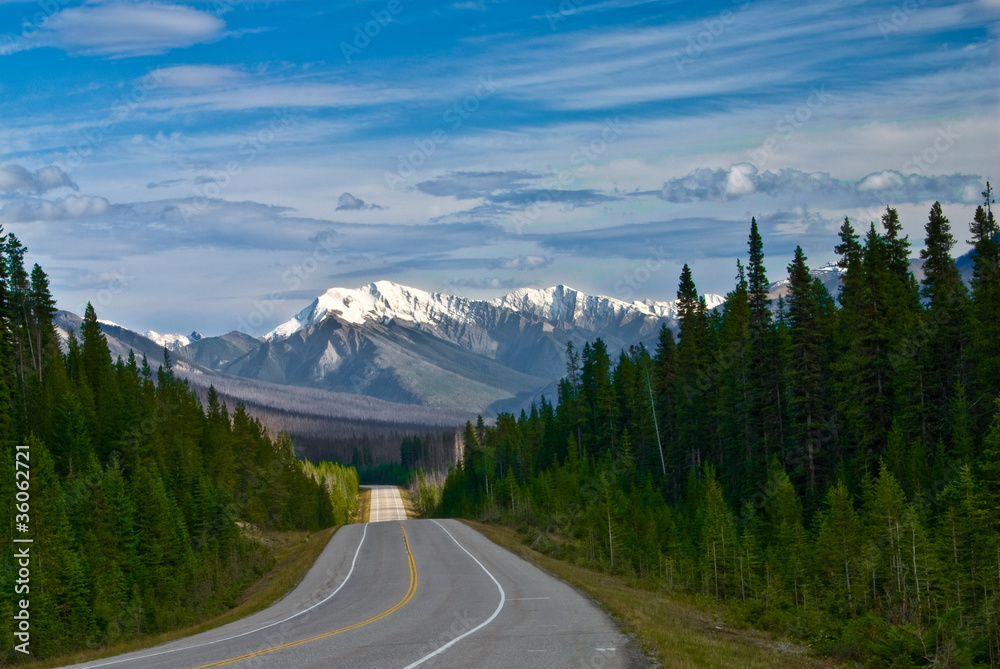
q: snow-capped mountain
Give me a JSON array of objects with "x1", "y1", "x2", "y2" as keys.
[
  {"x1": 143, "y1": 330, "x2": 204, "y2": 351},
  {"x1": 265, "y1": 280, "x2": 724, "y2": 344},
  {"x1": 236, "y1": 281, "x2": 725, "y2": 414},
  {"x1": 767, "y1": 262, "x2": 845, "y2": 299},
  {"x1": 65, "y1": 281, "x2": 727, "y2": 416}
]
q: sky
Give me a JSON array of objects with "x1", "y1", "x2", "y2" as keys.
[{"x1": 0, "y1": 0, "x2": 997, "y2": 336}]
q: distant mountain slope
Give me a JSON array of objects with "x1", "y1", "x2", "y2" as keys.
[
  {"x1": 768, "y1": 262, "x2": 844, "y2": 300},
  {"x1": 55, "y1": 311, "x2": 474, "y2": 426},
  {"x1": 229, "y1": 281, "x2": 725, "y2": 413},
  {"x1": 183, "y1": 330, "x2": 261, "y2": 368}
]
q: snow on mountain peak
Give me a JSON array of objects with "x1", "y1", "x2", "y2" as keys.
[
  {"x1": 264, "y1": 281, "x2": 476, "y2": 340},
  {"x1": 767, "y1": 262, "x2": 845, "y2": 298},
  {"x1": 144, "y1": 330, "x2": 194, "y2": 350},
  {"x1": 264, "y1": 280, "x2": 725, "y2": 341}
]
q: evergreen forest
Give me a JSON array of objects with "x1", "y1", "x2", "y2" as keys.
[
  {"x1": 439, "y1": 191, "x2": 1000, "y2": 668},
  {"x1": 0, "y1": 228, "x2": 358, "y2": 663}
]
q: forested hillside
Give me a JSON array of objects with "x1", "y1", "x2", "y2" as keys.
[
  {"x1": 439, "y1": 192, "x2": 1000, "y2": 668},
  {"x1": 0, "y1": 230, "x2": 354, "y2": 663}
]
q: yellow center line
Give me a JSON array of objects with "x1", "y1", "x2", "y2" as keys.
[{"x1": 191, "y1": 522, "x2": 417, "y2": 669}]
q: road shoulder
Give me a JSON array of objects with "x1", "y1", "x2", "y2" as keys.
[
  {"x1": 462, "y1": 520, "x2": 835, "y2": 669},
  {"x1": 26, "y1": 526, "x2": 340, "y2": 669}
]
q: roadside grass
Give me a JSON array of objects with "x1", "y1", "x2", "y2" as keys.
[
  {"x1": 23, "y1": 526, "x2": 339, "y2": 669},
  {"x1": 464, "y1": 521, "x2": 839, "y2": 669},
  {"x1": 359, "y1": 486, "x2": 372, "y2": 522},
  {"x1": 398, "y1": 486, "x2": 418, "y2": 518}
]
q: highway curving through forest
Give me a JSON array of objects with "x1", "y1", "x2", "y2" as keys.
[{"x1": 61, "y1": 486, "x2": 647, "y2": 669}]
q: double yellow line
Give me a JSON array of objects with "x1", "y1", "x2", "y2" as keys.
[{"x1": 192, "y1": 523, "x2": 417, "y2": 668}]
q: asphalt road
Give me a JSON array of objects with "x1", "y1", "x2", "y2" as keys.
[
  {"x1": 367, "y1": 484, "x2": 407, "y2": 522},
  {"x1": 61, "y1": 517, "x2": 648, "y2": 669}
]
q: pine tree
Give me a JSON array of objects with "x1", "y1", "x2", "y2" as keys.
[
  {"x1": 80, "y1": 302, "x2": 123, "y2": 459},
  {"x1": 882, "y1": 206, "x2": 914, "y2": 284},
  {"x1": 967, "y1": 183, "x2": 1000, "y2": 431},
  {"x1": 745, "y1": 219, "x2": 785, "y2": 469},
  {"x1": 562, "y1": 341, "x2": 584, "y2": 460},
  {"x1": 814, "y1": 481, "x2": 863, "y2": 616},
  {"x1": 5, "y1": 234, "x2": 30, "y2": 437},
  {"x1": 785, "y1": 246, "x2": 833, "y2": 494},
  {"x1": 0, "y1": 226, "x2": 15, "y2": 444},
  {"x1": 834, "y1": 217, "x2": 863, "y2": 307},
  {"x1": 746, "y1": 217, "x2": 771, "y2": 333},
  {"x1": 715, "y1": 260, "x2": 753, "y2": 498},
  {"x1": 697, "y1": 465, "x2": 738, "y2": 599},
  {"x1": 653, "y1": 324, "x2": 681, "y2": 497},
  {"x1": 675, "y1": 264, "x2": 707, "y2": 475},
  {"x1": 840, "y1": 223, "x2": 898, "y2": 473},
  {"x1": 581, "y1": 338, "x2": 615, "y2": 459},
  {"x1": 27, "y1": 264, "x2": 57, "y2": 380},
  {"x1": 762, "y1": 460, "x2": 810, "y2": 610},
  {"x1": 920, "y1": 202, "x2": 970, "y2": 446}
]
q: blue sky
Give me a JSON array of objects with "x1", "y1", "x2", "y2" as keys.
[{"x1": 1, "y1": 0, "x2": 997, "y2": 335}]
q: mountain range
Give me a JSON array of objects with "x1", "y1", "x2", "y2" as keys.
[
  {"x1": 190, "y1": 281, "x2": 724, "y2": 414},
  {"x1": 62, "y1": 282, "x2": 724, "y2": 417}
]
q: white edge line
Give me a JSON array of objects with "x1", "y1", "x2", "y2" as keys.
[
  {"x1": 402, "y1": 520, "x2": 506, "y2": 669},
  {"x1": 78, "y1": 523, "x2": 370, "y2": 669}
]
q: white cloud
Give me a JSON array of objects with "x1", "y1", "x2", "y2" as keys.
[
  {"x1": 725, "y1": 163, "x2": 757, "y2": 197},
  {"x1": 0, "y1": 164, "x2": 77, "y2": 194},
  {"x1": 660, "y1": 164, "x2": 983, "y2": 207},
  {"x1": 0, "y1": 195, "x2": 112, "y2": 222},
  {"x1": 858, "y1": 171, "x2": 905, "y2": 191},
  {"x1": 148, "y1": 65, "x2": 245, "y2": 88},
  {"x1": 142, "y1": 82, "x2": 418, "y2": 112},
  {"x1": 43, "y1": 4, "x2": 226, "y2": 56},
  {"x1": 493, "y1": 255, "x2": 551, "y2": 270},
  {"x1": 336, "y1": 192, "x2": 384, "y2": 211}
]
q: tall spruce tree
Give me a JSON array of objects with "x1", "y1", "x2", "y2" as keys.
[
  {"x1": 920, "y1": 202, "x2": 970, "y2": 446},
  {"x1": 716, "y1": 260, "x2": 753, "y2": 499},
  {"x1": 785, "y1": 246, "x2": 833, "y2": 494},
  {"x1": 967, "y1": 183, "x2": 1000, "y2": 430},
  {"x1": 745, "y1": 218, "x2": 783, "y2": 467},
  {"x1": 675, "y1": 264, "x2": 707, "y2": 473}
]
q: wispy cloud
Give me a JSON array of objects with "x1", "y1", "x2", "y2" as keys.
[
  {"x1": 445, "y1": 276, "x2": 520, "y2": 290},
  {"x1": 416, "y1": 171, "x2": 543, "y2": 199},
  {"x1": 0, "y1": 0, "x2": 994, "y2": 334},
  {"x1": 490, "y1": 255, "x2": 552, "y2": 270},
  {"x1": 148, "y1": 64, "x2": 246, "y2": 88}
]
